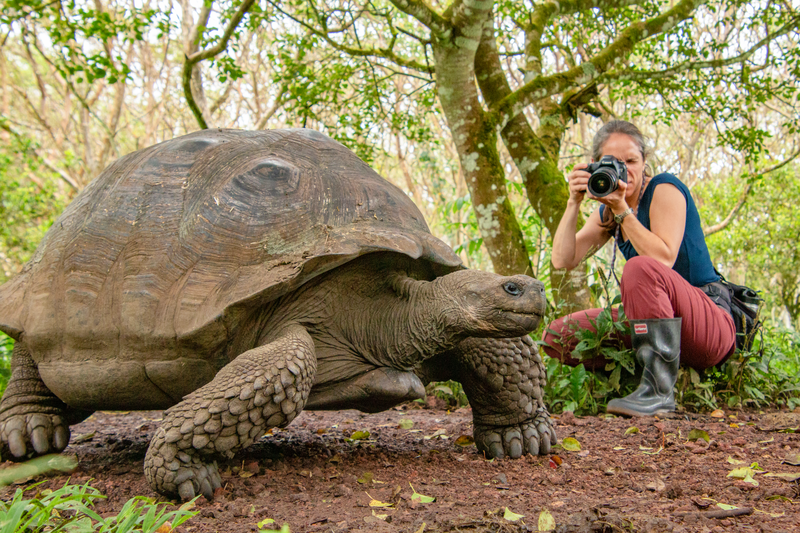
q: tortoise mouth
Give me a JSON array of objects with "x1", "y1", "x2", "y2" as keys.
[
  {"x1": 502, "y1": 302, "x2": 547, "y2": 320},
  {"x1": 499, "y1": 309, "x2": 545, "y2": 333}
]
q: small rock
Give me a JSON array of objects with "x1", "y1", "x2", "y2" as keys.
[
  {"x1": 665, "y1": 483, "x2": 683, "y2": 499},
  {"x1": 559, "y1": 411, "x2": 577, "y2": 425},
  {"x1": 332, "y1": 484, "x2": 352, "y2": 497}
]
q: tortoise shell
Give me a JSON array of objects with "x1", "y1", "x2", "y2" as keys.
[{"x1": 0, "y1": 129, "x2": 461, "y2": 408}]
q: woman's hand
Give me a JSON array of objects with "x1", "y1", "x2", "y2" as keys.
[
  {"x1": 569, "y1": 163, "x2": 630, "y2": 215},
  {"x1": 588, "y1": 176, "x2": 629, "y2": 215},
  {"x1": 566, "y1": 163, "x2": 590, "y2": 204}
]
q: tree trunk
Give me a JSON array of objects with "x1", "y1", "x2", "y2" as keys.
[
  {"x1": 430, "y1": 14, "x2": 532, "y2": 276},
  {"x1": 474, "y1": 18, "x2": 591, "y2": 312}
]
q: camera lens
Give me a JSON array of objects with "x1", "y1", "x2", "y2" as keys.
[{"x1": 587, "y1": 167, "x2": 618, "y2": 197}]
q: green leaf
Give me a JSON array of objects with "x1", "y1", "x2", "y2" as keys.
[
  {"x1": 624, "y1": 426, "x2": 639, "y2": 435},
  {"x1": 608, "y1": 365, "x2": 622, "y2": 390},
  {"x1": 562, "y1": 437, "x2": 581, "y2": 451},
  {"x1": 398, "y1": 419, "x2": 414, "y2": 430},
  {"x1": 434, "y1": 384, "x2": 453, "y2": 395},
  {"x1": 687, "y1": 429, "x2": 710, "y2": 443},
  {"x1": 503, "y1": 507, "x2": 524, "y2": 522},
  {"x1": 727, "y1": 466, "x2": 759, "y2": 485},
  {"x1": 409, "y1": 483, "x2": 435, "y2": 503},
  {"x1": 349, "y1": 430, "x2": 370, "y2": 441}
]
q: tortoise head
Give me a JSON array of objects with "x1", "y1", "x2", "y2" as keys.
[{"x1": 432, "y1": 270, "x2": 547, "y2": 338}]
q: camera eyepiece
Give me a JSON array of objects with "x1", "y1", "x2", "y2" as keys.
[{"x1": 585, "y1": 156, "x2": 627, "y2": 197}]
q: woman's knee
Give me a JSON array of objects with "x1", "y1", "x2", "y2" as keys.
[
  {"x1": 620, "y1": 257, "x2": 676, "y2": 304},
  {"x1": 620, "y1": 256, "x2": 664, "y2": 290}
]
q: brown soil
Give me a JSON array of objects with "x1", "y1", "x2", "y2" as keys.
[{"x1": 2, "y1": 401, "x2": 799, "y2": 533}]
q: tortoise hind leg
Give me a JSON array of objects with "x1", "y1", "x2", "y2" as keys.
[
  {"x1": 144, "y1": 324, "x2": 317, "y2": 500},
  {"x1": 305, "y1": 367, "x2": 426, "y2": 413},
  {"x1": 0, "y1": 342, "x2": 92, "y2": 458}
]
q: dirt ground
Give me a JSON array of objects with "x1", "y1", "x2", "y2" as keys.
[{"x1": 1, "y1": 400, "x2": 799, "y2": 533}]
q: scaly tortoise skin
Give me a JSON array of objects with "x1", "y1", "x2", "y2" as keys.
[{"x1": 0, "y1": 129, "x2": 555, "y2": 500}]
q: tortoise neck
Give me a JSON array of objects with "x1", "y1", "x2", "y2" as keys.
[{"x1": 367, "y1": 273, "x2": 463, "y2": 369}]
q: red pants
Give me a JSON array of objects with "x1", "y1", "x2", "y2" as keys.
[{"x1": 542, "y1": 256, "x2": 736, "y2": 370}]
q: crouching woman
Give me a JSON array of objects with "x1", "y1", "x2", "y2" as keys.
[{"x1": 543, "y1": 120, "x2": 735, "y2": 417}]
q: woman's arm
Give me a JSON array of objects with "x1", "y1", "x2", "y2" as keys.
[
  {"x1": 551, "y1": 164, "x2": 611, "y2": 270},
  {"x1": 617, "y1": 183, "x2": 686, "y2": 267}
]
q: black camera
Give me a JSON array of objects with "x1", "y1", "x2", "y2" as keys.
[{"x1": 585, "y1": 155, "x2": 627, "y2": 197}]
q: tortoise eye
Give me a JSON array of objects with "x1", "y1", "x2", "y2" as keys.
[{"x1": 503, "y1": 281, "x2": 522, "y2": 296}]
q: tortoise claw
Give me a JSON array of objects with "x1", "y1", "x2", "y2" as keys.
[
  {"x1": 0, "y1": 414, "x2": 71, "y2": 459},
  {"x1": 54, "y1": 425, "x2": 70, "y2": 451},
  {"x1": 200, "y1": 478, "x2": 213, "y2": 500},
  {"x1": 31, "y1": 426, "x2": 49, "y2": 454},
  {"x1": 474, "y1": 407, "x2": 557, "y2": 460},
  {"x1": 503, "y1": 428, "x2": 523, "y2": 459},
  {"x1": 178, "y1": 480, "x2": 195, "y2": 501},
  {"x1": 144, "y1": 427, "x2": 224, "y2": 501},
  {"x1": 8, "y1": 429, "x2": 26, "y2": 458}
]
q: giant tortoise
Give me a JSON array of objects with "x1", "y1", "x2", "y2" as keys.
[{"x1": 0, "y1": 129, "x2": 555, "y2": 500}]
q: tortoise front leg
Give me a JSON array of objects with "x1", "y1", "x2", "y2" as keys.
[
  {"x1": 417, "y1": 335, "x2": 556, "y2": 459},
  {"x1": 144, "y1": 324, "x2": 316, "y2": 500},
  {"x1": 0, "y1": 342, "x2": 92, "y2": 458}
]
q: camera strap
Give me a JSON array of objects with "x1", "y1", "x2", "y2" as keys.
[{"x1": 609, "y1": 177, "x2": 648, "y2": 287}]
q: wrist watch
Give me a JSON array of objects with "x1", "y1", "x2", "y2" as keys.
[{"x1": 614, "y1": 207, "x2": 634, "y2": 225}]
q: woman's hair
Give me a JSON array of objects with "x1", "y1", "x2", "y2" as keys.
[{"x1": 591, "y1": 119, "x2": 649, "y2": 165}]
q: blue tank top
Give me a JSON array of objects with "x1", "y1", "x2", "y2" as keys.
[{"x1": 600, "y1": 173, "x2": 719, "y2": 287}]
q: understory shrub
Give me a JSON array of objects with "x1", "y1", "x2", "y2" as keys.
[{"x1": 540, "y1": 266, "x2": 800, "y2": 416}]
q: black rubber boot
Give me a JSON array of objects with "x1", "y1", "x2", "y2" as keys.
[{"x1": 607, "y1": 318, "x2": 681, "y2": 417}]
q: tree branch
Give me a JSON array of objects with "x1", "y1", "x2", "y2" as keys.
[
  {"x1": 388, "y1": 0, "x2": 451, "y2": 40},
  {"x1": 266, "y1": 0, "x2": 433, "y2": 73},
  {"x1": 490, "y1": 0, "x2": 705, "y2": 128},
  {"x1": 183, "y1": 0, "x2": 257, "y2": 129},
  {"x1": 704, "y1": 145, "x2": 800, "y2": 236},
  {"x1": 603, "y1": 15, "x2": 800, "y2": 83}
]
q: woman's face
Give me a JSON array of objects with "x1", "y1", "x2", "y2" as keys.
[{"x1": 599, "y1": 133, "x2": 646, "y2": 200}]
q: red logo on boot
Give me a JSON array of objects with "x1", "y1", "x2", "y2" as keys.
[{"x1": 634, "y1": 323, "x2": 648, "y2": 335}]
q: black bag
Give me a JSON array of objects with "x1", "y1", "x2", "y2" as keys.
[{"x1": 712, "y1": 273, "x2": 763, "y2": 352}]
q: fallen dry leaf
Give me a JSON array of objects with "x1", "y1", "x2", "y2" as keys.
[
  {"x1": 366, "y1": 492, "x2": 394, "y2": 508},
  {"x1": 782, "y1": 453, "x2": 800, "y2": 466},
  {"x1": 455, "y1": 435, "x2": 474, "y2": 447},
  {"x1": 538, "y1": 508, "x2": 556, "y2": 531},
  {"x1": 763, "y1": 472, "x2": 800, "y2": 482}
]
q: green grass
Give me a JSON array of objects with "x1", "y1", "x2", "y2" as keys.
[{"x1": 0, "y1": 480, "x2": 197, "y2": 532}]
